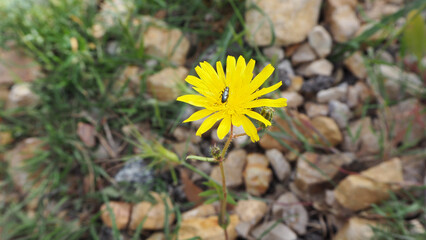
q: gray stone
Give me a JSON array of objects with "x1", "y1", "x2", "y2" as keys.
[
  {"x1": 263, "y1": 46, "x2": 285, "y2": 61},
  {"x1": 115, "y1": 158, "x2": 153, "y2": 184},
  {"x1": 291, "y1": 43, "x2": 317, "y2": 65},
  {"x1": 252, "y1": 221, "x2": 297, "y2": 240},
  {"x1": 245, "y1": 0, "x2": 322, "y2": 46},
  {"x1": 266, "y1": 149, "x2": 291, "y2": 181},
  {"x1": 273, "y1": 192, "x2": 308, "y2": 235},
  {"x1": 316, "y1": 83, "x2": 348, "y2": 103},
  {"x1": 329, "y1": 100, "x2": 352, "y2": 128},
  {"x1": 308, "y1": 25, "x2": 332, "y2": 58}
]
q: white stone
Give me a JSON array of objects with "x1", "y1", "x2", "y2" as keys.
[
  {"x1": 6, "y1": 83, "x2": 40, "y2": 109},
  {"x1": 308, "y1": 25, "x2": 332, "y2": 58},
  {"x1": 291, "y1": 43, "x2": 317, "y2": 65},
  {"x1": 245, "y1": 0, "x2": 322, "y2": 46},
  {"x1": 330, "y1": 5, "x2": 360, "y2": 42},
  {"x1": 265, "y1": 149, "x2": 291, "y2": 181}
]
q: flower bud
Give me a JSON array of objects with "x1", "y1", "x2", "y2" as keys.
[
  {"x1": 259, "y1": 107, "x2": 274, "y2": 128},
  {"x1": 210, "y1": 145, "x2": 221, "y2": 159}
]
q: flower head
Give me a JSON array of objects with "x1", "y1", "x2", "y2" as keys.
[{"x1": 177, "y1": 56, "x2": 287, "y2": 142}]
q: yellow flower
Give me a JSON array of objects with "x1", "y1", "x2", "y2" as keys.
[{"x1": 177, "y1": 56, "x2": 287, "y2": 142}]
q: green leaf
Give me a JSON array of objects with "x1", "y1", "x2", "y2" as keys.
[
  {"x1": 401, "y1": 10, "x2": 426, "y2": 60},
  {"x1": 198, "y1": 189, "x2": 218, "y2": 197}
]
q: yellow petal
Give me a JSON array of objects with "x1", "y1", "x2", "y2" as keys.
[
  {"x1": 195, "y1": 66, "x2": 221, "y2": 94},
  {"x1": 246, "y1": 81, "x2": 282, "y2": 102},
  {"x1": 226, "y1": 56, "x2": 236, "y2": 83},
  {"x1": 183, "y1": 109, "x2": 214, "y2": 123},
  {"x1": 217, "y1": 116, "x2": 231, "y2": 139},
  {"x1": 243, "y1": 110, "x2": 271, "y2": 127},
  {"x1": 177, "y1": 95, "x2": 210, "y2": 107},
  {"x1": 244, "y1": 98, "x2": 287, "y2": 109},
  {"x1": 216, "y1": 61, "x2": 226, "y2": 86},
  {"x1": 200, "y1": 61, "x2": 224, "y2": 89},
  {"x1": 248, "y1": 64, "x2": 274, "y2": 94},
  {"x1": 231, "y1": 114, "x2": 243, "y2": 127},
  {"x1": 241, "y1": 116, "x2": 259, "y2": 142},
  {"x1": 196, "y1": 112, "x2": 224, "y2": 137}
]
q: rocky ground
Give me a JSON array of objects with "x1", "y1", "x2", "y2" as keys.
[{"x1": 0, "y1": 0, "x2": 425, "y2": 239}]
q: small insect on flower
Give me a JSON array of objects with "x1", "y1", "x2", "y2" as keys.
[
  {"x1": 221, "y1": 86, "x2": 229, "y2": 103},
  {"x1": 177, "y1": 55, "x2": 287, "y2": 142}
]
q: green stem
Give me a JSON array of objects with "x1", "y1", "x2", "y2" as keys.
[{"x1": 218, "y1": 125, "x2": 233, "y2": 240}]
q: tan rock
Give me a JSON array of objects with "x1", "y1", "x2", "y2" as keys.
[
  {"x1": 129, "y1": 192, "x2": 174, "y2": 230},
  {"x1": 114, "y1": 65, "x2": 143, "y2": 98},
  {"x1": 5, "y1": 138, "x2": 44, "y2": 192},
  {"x1": 147, "y1": 67, "x2": 188, "y2": 102},
  {"x1": 305, "y1": 102, "x2": 329, "y2": 118},
  {"x1": 308, "y1": 25, "x2": 332, "y2": 58},
  {"x1": 342, "y1": 117, "x2": 379, "y2": 156},
  {"x1": 287, "y1": 76, "x2": 304, "y2": 92},
  {"x1": 280, "y1": 91, "x2": 304, "y2": 108},
  {"x1": 147, "y1": 232, "x2": 165, "y2": 240},
  {"x1": 92, "y1": 0, "x2": 134, "y2": 38},
  {"x1": 334, "y1": 217, "x2": 377, "y2": 240},
  {"x1": 298, "y1": 59, "x2": 333, "y2": 77},
  {"x1": 260, "y1": 111, "x2": 342, "y2": 152},
  {"x1": 182, "y1": 204, "x2": 216, "y2": 220},
  {"x1": 311, "y1": 116, "x2": 343, "y2": 146},
  {"x1": 211, "y1": 149, "x2": 247, "y2": 187},
  {"x1": 245, "y1": 0, "x2": 322, "y2": 46},
  {"x1": 387, "y1": 99, "x2": 425, "y2": 145},
  {"x1": 334, "y1": 158, "x2": 404, "y2": 211},
  {"x1": 235, "y1": 199, "x2": 267, "y2": 225},
  {"x1": 0, "y1": 131, "x2": 13, "y2": 146},
  {"x1": 244, "y1": 154, "x2": 272, "y2": 196},
  {"x1": 6, "y1": 83, "x2": 40, "y2": 109},
  {"x1": 0, "y1": 85, "x2": 9, "y2": 102},
  {"x1": 330, "y1": 5, "x2": 360, "y2": 42},
  {"x1": 295, "y1": 152, "x2": 353, "y2": 192},
  {"x1": 273, "y1": 192, "x2": 308, "y2": 235},
  {"x1": 100, "y1": 201, "x2": 131, "y2": 230},
  {"x1": 0, "y1": 47, "x2": 42, "y2": 86},
  {"x1": 347, "y1": 82, "x2": 373, "y2": 108},
  {"x1": 344, "y1": 51, "x2": 367, "y2": 79},
  {"x1": 137, "y1": 17, "x2": 190, "y2": 65},
  {"x1": 177, "y1": 215, "x2": 239, "y2": 240}
]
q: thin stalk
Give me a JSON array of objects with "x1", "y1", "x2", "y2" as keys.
[{"x1": 218, "y1": 125, "x2": 234, "y2": 240}]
